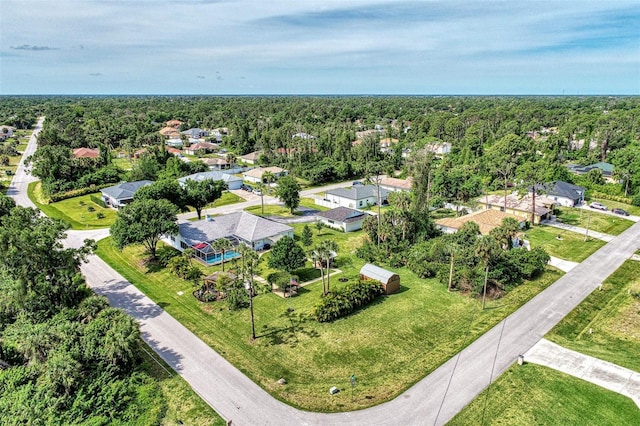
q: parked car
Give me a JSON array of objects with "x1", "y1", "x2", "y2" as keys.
[
  {"x1": 253, "y1": 189, "x2": 263, "y2": 196},
  {"x1": 352, "y1": 181, "x2": 363, "y2": 186},
  {"x1": 242, "y1": 184, "x2": 253, "y2": 192},
  {"x1": 611, "y1": 208, "x2": 629, "y2": 216},
  {"x1": 589, "y1": 202, "x2": 608, "y2": 211}
]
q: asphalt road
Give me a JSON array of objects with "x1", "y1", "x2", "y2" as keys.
[
  {"x1": 6, "y1": 116, "x2": 43, "y2": 208},
  {"x1": 10, "y1": 120, "x2": 640, "y2": 425}
]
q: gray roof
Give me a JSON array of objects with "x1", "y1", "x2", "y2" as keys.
[
  {"x1": 178, "y1": 212, "x2": 293, "y2": 246},
  {"x1": 101, "y1": 180, "x2": 153, "y2": 201},
  {"x1": 360, "y1": 263, "x2": 399, "y2": 283},
  {"x1": 316, "y1": 207, "x2": 366, "y2": 223},
  {"x1": 178, "y1": 171, "x2": 242, "y2": 186},
  {"x1": 540, "y1": 181, "x2": 585, "y2": 201},
  {"x1": 326, "y1": 185, "x2": 390, "y2": 201}
]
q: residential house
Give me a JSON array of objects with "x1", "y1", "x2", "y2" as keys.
[
  {"x1": 568, "y1": 162, "x2": 614, "y2": 180},
  {"x1": 72, "y1": 147, "x2": 100, "y2": 159},
  {"x1": 0, "y1": 125, "x2": 15, "y2": 141},
  {"x1": 242, "y1": 166, "x2": 287, "y2": 184},
  {"x1": 240, "y1": 151, "x2": 262, "y2": 165},
  {"x1": 178, "y1": 170, "x2": 243, "y2": 190},
  {"x1": 166, "y1": 138, "x2": 183, "y2": 148},
  {"x1": 165, "y1": 211, "x2": 294, "y2": 263},
  {"x1": 436, "y1": 209, "x2": 524, "y2": 236},
  {"x1": 535, "y1": 181, "x2": 585, "y2": 207},
  {"x1": 159, "y1": 127, "x2": 181, "y2": 138},
  {"x1": 202, "y1": 157, "x2": 232, "y2": 170},
  {"x1": 184, "y1": 142, "x2": 218, "y2": 156},
  {"x1": 181, "y1": 128, "x2": 209, "y2": 139},
  {"x1": 101, "y1": 180, "x2": 153, "y2": 209},
  {"x1": 292, "y1": 132, "x2": 315, "y2": 140},
  {"x1": 315, "y1": 207, "x2": 368, "y2": 232},
  {"x1": 324, "y1": 185, "x2": 390, "y2": 209},
  {"x1": 166, "y1": 119, "x2": 183, "y2": 128},
  {"x1": 166, "y1": 147, "x2": 183, "y2": 157},
  {"x1": 379, "y1": 176, "x2": 412, "y2": 192},
  {"x1": 424, "y1": 142, "x2": 452, "y2": 158},
  {"x1": 478, "y1": 193, "x2": 555, "y2": 224},
  {"x1": 379, "y1": 138, "x2": 398, "y2": 153}
]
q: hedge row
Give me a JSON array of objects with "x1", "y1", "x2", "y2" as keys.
[
  {"x1": 49, "y1": 184, "x2": 111, "y2": 202},
  {"x1": 314, "y1": 279, "x2": 384, "y2": 322},
  {"x1": 590, "y1": 190, "x2": 632, "y2": 205},
  {"x1": 89, "y1": 193, "x2": 106, "y2": 208}
]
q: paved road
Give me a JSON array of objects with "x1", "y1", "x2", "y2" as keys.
[
  {"x1": 11, "y1": 121, "x2": 640, "y2": 425},
  {"x1": 6, "y1": 116, "x2": 43, "y2": 208}
]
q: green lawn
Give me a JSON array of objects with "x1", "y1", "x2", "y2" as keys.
[
  {"x1": 209, "y1": 190, "x2": 244, "y2": 208},
  {"x1": 592, "y1": 197, "x2": 640, "y2": 216},
  {"x1": 299, "y1": 197, "x2": 329, "y2": 211},
  {"x1": 28, "y1": 181, "x2": 118, "y2": 229},
  {"x1": 525, "y1": 225, "x2": 606, "y2": 262},
  {"x1": 546, "y1": 259, "x2": 640, "y2": 371},
  {"x1": 138, "y1": 341, "x2": 226, "y2": 425},
  {"x1": 449, "y1": 363, "x2": 640, "y2": 425},
  {"x1": 96, "y1": 224, "x2": 562, "y2": 412},
  {"x1": 555, "y1": 206, "x2": 634, "y2": 235}
]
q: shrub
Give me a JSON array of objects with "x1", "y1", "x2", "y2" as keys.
[
  {"x1": 87, "y1": 206, "x2": 95, "y2": 212},
  {"x1": 314, "y1": 279, "x2": 384, "y2": 322},
  {"x1": 90, "y1": 194, "x2": 106, "y2": 208},
  {"x1": 49, "y1": 184, "x2": 112, "y2": 202},
  {"x1": 96, "y1": 212, "x2": 105, "y2": 219}
]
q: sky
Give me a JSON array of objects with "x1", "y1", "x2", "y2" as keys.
[{"x1": 1, "y1": 0, "x2": 639, "y2": 95}]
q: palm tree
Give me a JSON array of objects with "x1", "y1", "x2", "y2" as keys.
[
  {"x1": 475, "y1": 235, "x2": 500, "y2": 309},
  {"x1": 254, "y1": 182, "x2": 267, "y2": 215},
  {"x1": 212, "y1": 238, "x2": 233, "y2": 272},
  {"x1": 262, "y1": 170, "x2": 275, "y2": 185},
  {"x1": 310, "y1": 247, "x2": 326, "y2": 295},
  {"x1": 320, "y1": 240, "x2": 338, "y2": 294},
  {"x1": 226, "y1": 152, "x2": 237, "y2": 167},
  {"x1": 444, "y1": 239, "x2": 459, "y2": 292},
  {"x1": 242, "y1": 249, "x2": 260, "y2": 340}
]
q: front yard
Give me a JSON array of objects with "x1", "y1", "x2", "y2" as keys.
[
  {"x1": 555, "y1": 206, "x2": 634, "y2": 235},
  {"x1": 524, "y1": 225, "x2": 606, "y2": 262},
  {"x1": 96, "y1": 223, "x2": 562, "y2": 412}
]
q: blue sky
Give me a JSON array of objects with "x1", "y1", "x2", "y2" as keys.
[{"x1": 1, "y1": 0, "x2": 639, "y2": 95}]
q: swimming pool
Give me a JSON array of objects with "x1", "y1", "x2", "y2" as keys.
[{"x1": 205, "y1": 250, "x2": 241, "y2": 265}]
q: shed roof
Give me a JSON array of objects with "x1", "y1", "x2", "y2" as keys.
[
  {"x1": 316, "y1": 207, "x2": 366, "y2": 223},
  {"x1": 360, "y1": 263, "x2": 398, "y2": 282},
  {"x1": 326, "y1": 185, "x2": 390, "y2": 201}
]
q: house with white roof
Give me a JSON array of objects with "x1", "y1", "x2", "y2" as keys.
[
  {"x1": 323, "y1": 185, "x2": 390, "y2": 209},
  {"x1": 178, "y1": 171, "x2": 243, "y2": 190},
  {"x1": 164, "y1": 211, "x2": 294, "y2": 263},
  {"x1": 242, "y1": 166, "x2": 287, "y2": 184},
  {"x1": 315, "y1": 207, "x2": 368, "y2": 232}
]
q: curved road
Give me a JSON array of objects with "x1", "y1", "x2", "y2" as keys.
[{"x1": 10, "y1": 119, "x2": 640, "y2": 425}]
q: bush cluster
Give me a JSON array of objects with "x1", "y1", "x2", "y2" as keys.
[
  {"x1": 590, "y1": 190, "x2": 632, "y2": 205},
  {"x1": 49, "y1": 184, "x2": 111, "y2": 202},
  {"x1": 314, "y1": 279, "x2": 384, "y2": 322}
]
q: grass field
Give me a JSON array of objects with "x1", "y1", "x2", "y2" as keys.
[
  {"x1": 449, "y1": 363, "x2": 640, "y2": 425},
  {"x1": 555, "y1": 206, "x2": 634, "y2": 235},
  {"x1": 547, "y1": 259, "x2": 640, "y2": 371},
  {"x1": 96, "y1": 224, "x2": 562, "y2": 412},
  {"x1": 28, "y1": 181, "x2": 118, "y2": 229},
  {"x1": 138, "y1": 341, "x2": 226, "y2": 425},
  {"x1": 524, "y1": 225, "x2": 606, "y2": 262},
  {"x1": 592, "y1": 197, "x2": 640, "y2": 216}
]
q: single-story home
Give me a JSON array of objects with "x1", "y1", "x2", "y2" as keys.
[
  {"x1": 165, "y1": 211, "x2": 294, "y2": 263},
  {"x1": 72, "y1": 147, "x2": 100, "y2": 159},
  {"x1": 101, "y1": 180, "x2": 153, "y2": 209},
  {"x1": 166, "y1": 138, "x2": 183, "y2": 148},
  {"x1": 184, "y1": 142, "x2": 218, "y2": 156},
  {"x1": 478, "y1": 193, "x2": 555, "y2": 224},
  {"x1": 242, "y1": 166, "x2": 287, "y2": 184},
  {"x1": 359, "y1": 263, "x2": 400, "y2": 295},
  {"x1": 182, "y1": 128, "x2": 209, "y2": 138},
  {"x1": 202, "y1": 157, "x2": 232, "y2": 170},
  {"x1": 379, "y1": 176, "x2": 413, "y2": 192},
  {"x1": 324, "y1": 185, "x2": 390, "y2": 209},
  {"x1": 315, "y1": 207, "x2": 367, "y2": 232},
  {"x1": 178, "y1": 171, "x2": 243, "y2": 190},
  {"x1": 535, "y1": 181, "x2": 585, "y2": 207},
  {"x1": 166, "y1": 119, "x2": 183, "y2": 128},
  {"x1": 424, "y1": 142, "x2": 452, "y2": 158},
  {"x1": 0, "y1": 125, "x2": 15, "y2": 141},
  {"x1": 379, "y1": 138, "x2": 399, "y2": 153},
  {"x1": 435, "y1": 209, "x2": 524, "y2": 236},
  {"x1": 568, "y1": 162, "x2": 614, "y2": 179},
  {"x1": 159, "y1": 127, "x2": 181, "y2": 138},
  {"x1": 240, "y1": 151, "x2": 262, "y2": 165}
]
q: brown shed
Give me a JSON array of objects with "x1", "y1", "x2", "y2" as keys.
[{"x1": 359, "y1": 263, "x2": 400, "y2": 295}]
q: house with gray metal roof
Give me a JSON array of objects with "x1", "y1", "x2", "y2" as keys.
[
  {"x1": 101, "y1": 180, "x2": 153, "y2": 209},
  {"x1": 324, "y1": 185, "x2": 390, "y2": 209},
  {"x1": 164, "y1": 211, "x2": 293, "y2": 263},
  {"x1": 178, "y1": 171, "x2": 243, "y2": 190},
  {"x1": 315, "y1": 207, "x2": 368, "y2": 232},
  {"x1": 535, "y1": 181, "x2": 586, "y2": 207}
]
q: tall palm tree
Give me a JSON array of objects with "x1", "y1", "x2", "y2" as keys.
[
  {"x1": 212, "y1": 238, "x2": 233, "y2": 272},
  {"x1": 262, "y1": 170, "x2": 275, "y2": 185},
  {"x1": 254, "y1": 182, "x2": 267, "y2": 215},
  {"x1": 242, "y1": 249, "x2": 260, "y2": 340},
  {"x1": 320, "y1": 240, "x2": 338, "y2": 294},
  {"x1": 475, "y1": 235, "x2": 500, "y2": 309},
  {"x1": 310, "y1": 247, "x2": 326, "y2": 295}
]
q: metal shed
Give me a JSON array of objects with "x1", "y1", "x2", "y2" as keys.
[{"x1": 359, "y1": 263, "x2": 400, "y2": 295}]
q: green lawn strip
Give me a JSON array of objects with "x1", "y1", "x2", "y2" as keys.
[
  {"x1": 299, "y1": 197, "x2": 329, "y2": 211},
  {"x1": 138, "y1": 340, "x2": 226, "y2": 425},
  {"x1": 592, "y1": 197, "x2": 640, "y2": 216},
  {"x1": 210, "y1": 190, "x2": 244, "y2": 207},
  {"x1": 245, "y1": 204, "x2": 296, "y2": 217},
  {"x1": 546, "y1": 259, "x2": 640, "y2": 371},
  {"x1": 96, "y1": 225, "x2": 562, "y2": 412},
  {"x1": 524, "y1": 225, "x2": 606, "y2": 262},
  {"x1": 555, "y1": 207, "x2": 633, "y2": 235},
  {"x1": 449, "y1": 363, "x2": 640, "y2": 426},
  {"x1": 27, "y1": 181, "x2": 117, "y2": 229}
]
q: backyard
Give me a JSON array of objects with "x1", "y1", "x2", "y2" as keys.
[{"x1": 96, "y1": 223, "x2": 562, "y2": 412}]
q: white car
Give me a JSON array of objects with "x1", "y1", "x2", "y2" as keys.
[
  {"x1": 253, "y1": 189, "x2": 263, "y2": 196},
  {"x1": 589, "y1": 202, "x2": 607, "y2": 211}
]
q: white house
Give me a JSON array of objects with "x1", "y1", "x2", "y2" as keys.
[
  {"x1": 242, "y1": 166, "x2": 287, "y2": 184},
  {"x1": 101, "y1": 180, "x2": 153, "y2": 209},
  {"x1": 164, "y1": 212, "x2": 294, "y2": 264},
  {"x1": 240, "y1": 151, "x2": 262, "y2": 165},
  {"x1": 315, "y1": 207, "x2": 368, "y2": 232},
  {"x1": 177, "y1": 171, "x2": 243, "y2": 190},
  {"x1": 379, "y1": 176, "x2": 413, "y2": 192},
  {"x1": 535, "y1": 181, "x2": 586, "y2": 207},
  {"x1": 323, "y1": 185, "x2": 390, "y2": 209}
]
